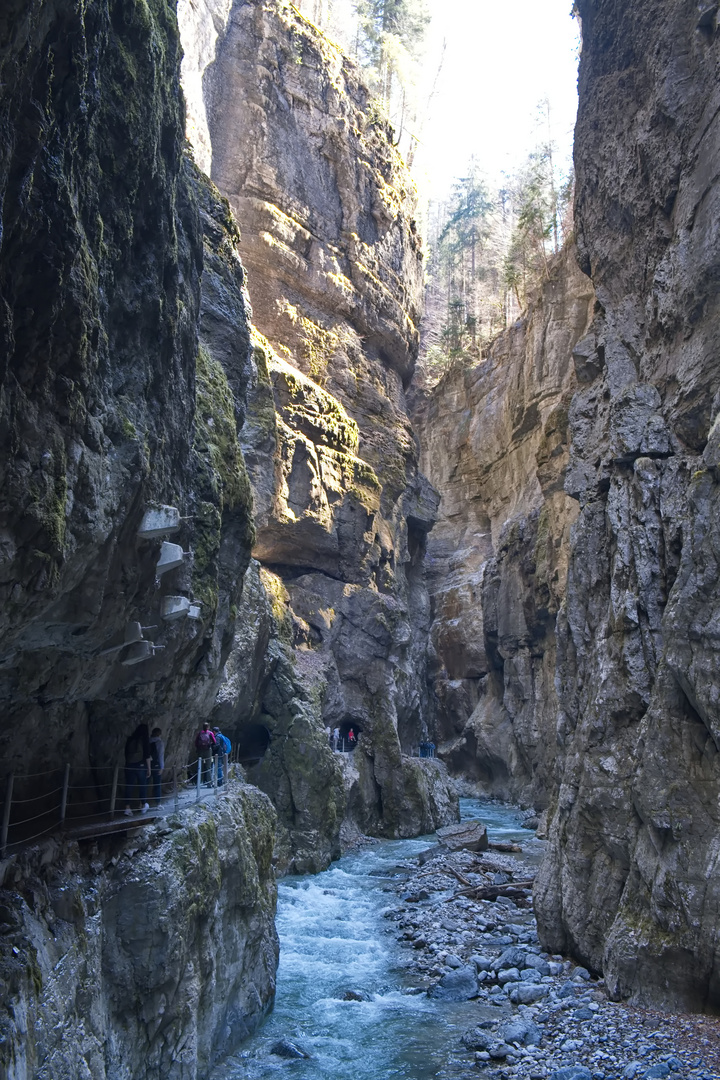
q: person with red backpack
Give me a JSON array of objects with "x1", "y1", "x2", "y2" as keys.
[{"x1": 195, "y1": 722, "x2": 216, "y2": 785}]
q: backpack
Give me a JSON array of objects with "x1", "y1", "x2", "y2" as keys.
[{"x1": 196, "y1": 729, "x2": 214, "y2": 751}]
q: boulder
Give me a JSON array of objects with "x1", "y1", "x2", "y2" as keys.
[
  {"x1": 461, "y1": 1028, "x2": 494, "y2": 1051},
  {"x1": 491, "y1": 946, "x2": 527, "y2": 971},
  {"x1": 428, "y1": 965, "x2": 478, "y2": 1001},
  {"x1": 436, "y1": 820, "x2": 488, "y2": 852},
  {"x1": 507, "y1": 983, "x2": 550, "y2": 1004},
  {"x1": 499, "y1": 1018, "x2": 542, "y2": 1047},
  {"x1": 271, "y1": 1040, "x2": 310, "y2": 1059}
]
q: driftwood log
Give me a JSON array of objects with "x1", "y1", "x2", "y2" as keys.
[{"x1": 446, "y1": 880, "x2": 535, "y2": 903}]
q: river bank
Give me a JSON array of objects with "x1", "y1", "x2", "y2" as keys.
[{"x1": 211, "y1": 801, "x2": 719, "y2": 1080}]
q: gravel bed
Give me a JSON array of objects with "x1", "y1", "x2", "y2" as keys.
[{"x1": 381, "y1": 842, "x2": 720, "y2": 1080}]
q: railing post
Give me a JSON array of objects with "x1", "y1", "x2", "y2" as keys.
[
  {"x1": 59, "y1": 764, "x2": 70, "y2": 824},
  {"x1": 109, "y1": 765, "x2": 119, "y2": 820},
  {"x1": 196, "y1": 758, "x2": 201, "y2": 802},
  {"x1": 212, "y1": 755, "x2": 218, "y2": 800},
  {"x1": 223, "y1": 753, "x2": 229, "y2": 792},
  {"x1": 173, "y1": 767, "x2": 178, "y2": 813},
  {"x1": 1, "y1": 774, "x2": 13, "y2": 859}
]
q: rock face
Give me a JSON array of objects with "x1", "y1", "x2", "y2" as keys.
[
  {"x1": 0, "y1": 785, "x2": 278, "y2": 1080},
  {"x1": 414, "y1": 247, "x2": 594, "y2": 806},
  {"x1": 416, "y1": 0, "x2": 720, "y2": 1013},
  {"x1": 0, "y1": 0, "x2": 256, "y2": 802},
  {"x1": 178, "y1": 0, "x2": 458, "y2": 864},
  {"x1": 534, "y1": 0, "x2": 720, "y2": 1012}
]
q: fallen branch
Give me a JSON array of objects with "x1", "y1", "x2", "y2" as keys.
[
  {"x1": 415, "y1": 863, "x2": 473, "y2": 887},
  {"x1": 445, "y1": 880, "x2": 535, "y2": 903},
  {"x1": 487, "y1": 841, "x2": 523, "y2": 853}
]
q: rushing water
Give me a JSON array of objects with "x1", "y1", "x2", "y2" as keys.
[{"x1": 213, "y1": 800, "x2": 539, "y2": 1080}]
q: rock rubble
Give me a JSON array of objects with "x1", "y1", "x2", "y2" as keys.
[{"x1": 383, "y1": 832, "x2": 720, "y2": 1080}]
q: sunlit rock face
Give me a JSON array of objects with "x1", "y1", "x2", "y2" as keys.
[
  {"x1": 414, "y1": 247, "x2": 594, "y2": 806},
  {"x1": 177, "y1": 0, "x2": 458, "y2": 863},
  {"x1": 532, "y1": 0, "x2": 720, "y2": 1011}
]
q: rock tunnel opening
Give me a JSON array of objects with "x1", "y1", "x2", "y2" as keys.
[
  {"x1": 235, "y1": 724, "x2": 271, "y2": 766},
  {"x1": 338, "y1": 721, "x2": 362, "y2": 751}
]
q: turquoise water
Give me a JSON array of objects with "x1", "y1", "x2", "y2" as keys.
[{"x1": 213, "y1": 800, "x2": 537, "y2": 1079}]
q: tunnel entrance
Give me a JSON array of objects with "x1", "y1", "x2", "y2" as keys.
[
  {"x1": 235, "y1": 724, "x2": 271, "y2": 767},
  {"x1": 337, "y1": 721, "x2": 362, "y2": 752}
]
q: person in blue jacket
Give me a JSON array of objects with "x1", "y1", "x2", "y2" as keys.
[{"x1": 213, "y1": 727, "x2": 232, "y2": 785}]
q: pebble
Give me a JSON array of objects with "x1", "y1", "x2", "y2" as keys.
[{"x1": 387, "y1": 842, "x2": 720, "y2": 1080}]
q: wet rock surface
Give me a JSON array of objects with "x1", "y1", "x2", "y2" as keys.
[{"x1": 384, "y1": 839, "x2": 720, "y2": 1080}]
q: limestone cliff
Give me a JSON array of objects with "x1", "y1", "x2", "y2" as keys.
[
  {"x1": 178, "y1": 0, "x2": 458, "y2": 867},
  {"x1": 534, "y1": 0, "x2": 720, "y2": 1013},
  {"x1": 414, "y1": 247, "x2": 594, "y2": 806},
  {"x1": 0, "y1": 785, "x2": 277, "y2": 1080},
  {"x1": 416, "y1": 0, "x2": 720, "y2": 1014}
]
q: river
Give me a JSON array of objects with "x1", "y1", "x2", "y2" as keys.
[{"x1": 212, "y1": 799, "x2": 539, "y2": 1080}]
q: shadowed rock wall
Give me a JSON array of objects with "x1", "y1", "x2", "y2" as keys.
[
  {"x1": 0, "y1": 0, "x2": 257, "y2": 788},
  {"x1": 534, "y1": 0, "x2": 720, "y2": 1012},
  {"x1": 414, "y1": 247, "x2": 594, "y2": 806}
]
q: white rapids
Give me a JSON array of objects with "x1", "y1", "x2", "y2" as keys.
[{"x1": 212, "y1": 800, "x2": 537, "y2": 1080}]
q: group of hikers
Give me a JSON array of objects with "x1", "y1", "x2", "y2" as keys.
[
  {"x1": 122, "y1": 721, "x2": 232, "y2": 815},
  {"x1": 326, "y1": 725, "x2": 358, "y2": 752}
]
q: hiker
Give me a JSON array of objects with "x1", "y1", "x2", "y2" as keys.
[
  {"x1": 332, "y1": 726, "x2": 340, "y2": 752},
  {"x1": 195, "y1": 722, "x2": 216, "y2": 785},
  {"x1": 347, "y1": 727, "x2": 356, "y2": 749},
  {"x1": 150, "y1": 727, "x2": 164, "y2": 805},
  {"x1": 213, "y1": 726, "x2": 231, "y2": 785},
  {"x1": 124, "y1": 723, "x2": 151, "y2": 816}
]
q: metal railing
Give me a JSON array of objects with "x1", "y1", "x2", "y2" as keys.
[
  {"x1": 0, "y1": 753, "x2": 232, "y2": 858},
  {"x1": 412, "y1": 743, "x2": 436, "y2": 758}
]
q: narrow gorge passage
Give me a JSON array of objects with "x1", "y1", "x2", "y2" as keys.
[{"x1": 2, "y1": 0, "x2": 720, "y2": 1075}]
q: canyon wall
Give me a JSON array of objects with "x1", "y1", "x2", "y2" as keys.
[
  {"x1": 0, "y1": 0, "x2": 257, "y2": 805},
  {"x1": 1, "y1": 785, "x2": 277, "y2": 1080},
  {"x1": 179, "y1": 0, "x2": 458, "y2": 867},
  {"x1": 418, "y1": 0, "x2": 720, "y2": 1013},
  {"x1": 414, "y1": 247, "x2": 594, "y2": 806},
  {"x1": 535, "y1": 0, "x2": 720, "y2": 1013},
  {"x1": 0, "y1": 1, "x2": 281, "y2": 1073}
]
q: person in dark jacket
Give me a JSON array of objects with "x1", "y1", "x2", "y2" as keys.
[
  {"x1": 195, "y1": 722, "x2": 216, "y2": 785},
  {"x1": 124, "y1": 723, "x2": 151, "y2": 815}
]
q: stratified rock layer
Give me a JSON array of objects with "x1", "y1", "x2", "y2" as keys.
[
  {"x1": 414, "y1": 247, "x2": 594, "y2": 806},
  {"x1": 180, "y1": 0, "x2": 458, "y2": 861}
]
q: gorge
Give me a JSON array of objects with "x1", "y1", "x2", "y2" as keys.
[{"x1": 1, "y1": 0, "x2": 719, "y2": 1076}]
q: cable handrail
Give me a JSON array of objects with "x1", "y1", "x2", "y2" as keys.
[
  {"x1": 0, "y1": 751, "x2": 234, "y2": 857},
  {"x1": 10, "y1": 786, "x2": 65, "y2": 804}
]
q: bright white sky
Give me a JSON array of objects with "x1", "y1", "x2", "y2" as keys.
[{"x1": 413, "y1": 0, "x2": 580, "y2": 203}]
